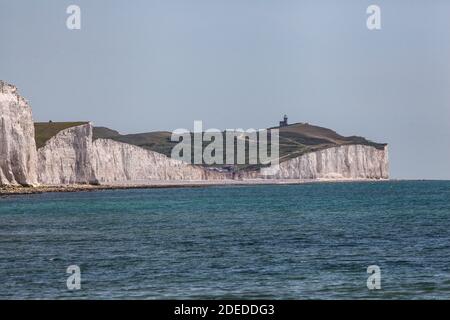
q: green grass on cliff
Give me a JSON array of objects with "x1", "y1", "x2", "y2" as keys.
[{"x1": 34, "y1": 122, "x2": 89, "y2": 149}]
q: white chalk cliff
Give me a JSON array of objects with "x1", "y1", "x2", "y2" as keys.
[
  {"x1": 91, "y1": 138, "x2": 227, "y2": 183},
  {"x1": 36, "y1": 122, "x2": 227, "y2": 185},
  {"x1": 37, "y1": 124, "x2": 98, "y2": 185},
  {"x1": 37, "y1": 123, "x2": 388, "y2": 184},
  {"x1": 0, "y1": 81, "x2": 389, "y2": 186},
  {"x1": 0, "y1": 81, "x2": 38, "y2": 186},
  {"x1": 269, "y1": 145, "x2": 389, "y2": 180}
]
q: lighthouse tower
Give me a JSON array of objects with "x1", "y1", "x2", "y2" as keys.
[{"x1": 279, "y1": 115, "x2": 288, "y2": 127}]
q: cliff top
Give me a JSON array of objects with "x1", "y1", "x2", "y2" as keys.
[
  {"x1": 34, "y1": 122, "x2": 89, "y2": 149},
  {"x1": 0, "y1": 80, "x2": 17, "y2": 92},
  {"x1": 0, "y1": 80, "x2": 29, "y2": 105}
]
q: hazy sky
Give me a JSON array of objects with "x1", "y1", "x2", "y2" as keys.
[{"x1": 1, "y1": 0, "x2": 449, "y2": 179}]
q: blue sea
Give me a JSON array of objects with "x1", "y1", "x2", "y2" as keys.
[{"x1": 0, "y1": 181, "x2": 449, "y2": 299}]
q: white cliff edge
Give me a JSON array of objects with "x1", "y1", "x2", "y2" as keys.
[
  {"x1": 37, "y1": 123, "x2": 97, "y2": 185},
  {"x1": 0, "y1": 81, "x2": 38, "y2": 186}
]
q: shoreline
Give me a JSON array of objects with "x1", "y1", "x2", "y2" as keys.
[{"x1": 0, "y1": 178, "x2": 392, "y2": 196}]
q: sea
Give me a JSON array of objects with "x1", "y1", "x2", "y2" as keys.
[{"x1": 0, "y1": 180, "x2": 449, "y2": 299}]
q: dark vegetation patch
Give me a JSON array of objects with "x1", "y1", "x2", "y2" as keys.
[{"x1": 34, "y1": 122, "x2": 89, "y2": 149}]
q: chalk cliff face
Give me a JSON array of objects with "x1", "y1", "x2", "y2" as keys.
[
  {"x1": 0, "y1": 81, "x2": 38, "y2": 186},
  {"x1": 91, "y1": 138, "x2": 228, "y2": 183},
  {"x1": 267, "y1": 144, "x2": 389, "y2": 180},
  {"x1": 37, "y1": 124, "x2": 98, "y2": 185},
  {"x1": 36, "y1": 122, "x2": 227, "y2": 185},
  {"x1": 32, "y1": 123, "x2": 390, "y2": 185},
  {"x1": 0, "y1": 81, "x2": 389, "y2": 186}
]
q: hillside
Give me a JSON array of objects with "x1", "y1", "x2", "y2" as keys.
[
  {"x1": 276, "y1": 122, "x2": 386, "y2": 163},
  {"x1": 92, "y1": 122, "x2": 386, "y2": 171},
  {"x1": 93, "y1": 127, "x2": 177, "y2": 156}
]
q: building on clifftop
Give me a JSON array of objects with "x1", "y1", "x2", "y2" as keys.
[{"x1": 279, "y1": 115, "x2": 288, "y2": 127}]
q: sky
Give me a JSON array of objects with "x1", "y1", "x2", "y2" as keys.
[{"x1": 1, "y1": 0, "x2": 449, "y2": 179}]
